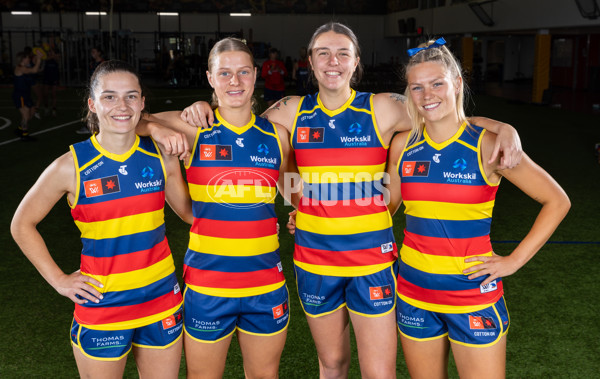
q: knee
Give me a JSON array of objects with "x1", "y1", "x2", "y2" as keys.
[
  {"x1": 318, "y1": 353, "x2": 350, "y2": 379},
  {"x1": 361, "y1": 365, "x2": 397, "y2": 379},
  {"x1": 243, "y1": 367, "x2": 280, "y2": 379}
]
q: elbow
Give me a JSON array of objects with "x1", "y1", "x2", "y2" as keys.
[
  {"x1": 560, "y1": 193, "x2": 571, "y2": 217},
  {"x1": 546, "y1": 192, "x2": 571, "y2": 221},
  {"x1": 9, "y1": 218, "x2": 19, "y2": 241},
  {"x1": 10, "y1": 215, "x2": 27, "y2": 245}
]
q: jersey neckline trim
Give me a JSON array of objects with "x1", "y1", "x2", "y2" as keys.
[
  {"x1": 90, "y1": 134, "x2": 140, "y2": 162},
  {"x1": 215, "y1": 108, "x2": 256, "y2": 135},
  {"x1": 316, "y1": 89, "x2": 357, "y2": 117},
  {"x1": 423, "y1": 121, "x2": 467, "y2": 151}
]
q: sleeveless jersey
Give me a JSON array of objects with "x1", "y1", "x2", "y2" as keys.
[
  {"x1": 397, "y1": 123, "x2": 503, "y2": 313},
  {"x1": 291, "y1": 90, "x2": 397, "y2": 277},
  {"x1": 184, "y1": 109, "x2": 285, "y2": 297},
  {"x1": 70, "y1": 135, "x2": 182, "y2": 330}
]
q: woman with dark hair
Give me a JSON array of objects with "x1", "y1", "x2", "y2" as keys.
[{"x1": 11, "y1": 60, "x2": 192, "y2": 378}]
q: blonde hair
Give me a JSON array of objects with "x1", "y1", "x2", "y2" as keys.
[
  {"x1": 404, "y1": 39, "x2": 469, "y2": 144},
  {"x1": 207, "y1": 37, "x2": 257, "y2": 111}
]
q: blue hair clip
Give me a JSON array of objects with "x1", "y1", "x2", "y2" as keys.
[{"x1": 407, "y1": 37, "x2": 447, "y2": 57}]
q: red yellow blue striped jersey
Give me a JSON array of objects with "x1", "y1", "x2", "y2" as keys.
[
  {"x1": 291, "y1": 90, "x2": 397, "y2": 277},
  {"x1": 70, "y1": 135, "x2": 182, "y2": 330},
  {"x1": 397, "y1": 123, "x2": 503, "y2": 313},
  {"x1": 184, "y1": 109, "x2": 285, "y2": 297}
]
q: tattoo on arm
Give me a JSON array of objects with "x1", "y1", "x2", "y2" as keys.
[
  {"x1": 273, "y1": 96, "x2": 292, "y2": 111},
  {"x1": 389, "y1": 93, "x2": 406, "y2": 103}
]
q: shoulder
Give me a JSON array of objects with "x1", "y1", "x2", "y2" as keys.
[
  {"x1": 45, "y1": 150, "x2": 77, "y2": 192},
  {"x1": 55, "y1": 150, "x2": 76, "y2": 170},
  {"x1": 261, "y1": 95, "x2": 302, "y2": 131},
  {"x1": 371, "y1": 92, "x2": 412, "y2": 140},
  {"x1": 373, "y1": 92, "x2": 407, "y2": 109}
]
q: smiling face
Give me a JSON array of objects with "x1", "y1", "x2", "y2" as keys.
[
  {"x1": 406, "y1": 61, "x2": 461, "y2": 127},
  {"x1": 88, "y1": 71, "x2": 144, "y2": 136},
  {"x1": 207, "y1": 50, "x2": 256, "y2": 110},
  {"x1": 309, "y1": 31, "x2": 359, "y2": 92}
]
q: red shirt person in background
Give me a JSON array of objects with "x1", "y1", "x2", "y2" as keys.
[{"x1": 261, "y1": 48, "x2": 287, "y2": 107}]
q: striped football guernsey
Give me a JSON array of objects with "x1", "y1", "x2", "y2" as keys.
[
  {"x1": 70, "y1": 135, "x2": 182, "y2": 330},
  {"x1": 184, "y1": 109, "x2": 285, "y2": 297},
  {"x1": 397, "y1": 123, "x2": 503, "y2": 313},
  {"x1": 291, "y1": 90, "x2": 397, "y2": 277}
]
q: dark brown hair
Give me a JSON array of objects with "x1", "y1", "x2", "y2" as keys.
[
  {"x1": 307, "y1": 22, "x2": 363, "y2": 87},
  {"x1": 84, "y1": 60, "x2": 144, "y2": 134}
]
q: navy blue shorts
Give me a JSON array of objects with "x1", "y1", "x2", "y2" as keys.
[
  {"x1": 183, "y1": 284, "x2": 290, "y2": 342},
  {"x1": 12, "y1": 92, "x2": 33, "y2": 109},
  {"x1": 295, "y1": 262, "x2": 397, "y2": 318},
  {"x1": 397, "y1": 296, "x2": 510, "y2": 347},
  {"x1": 70, "y1": 307, "x2": 183, "y2": 361}
]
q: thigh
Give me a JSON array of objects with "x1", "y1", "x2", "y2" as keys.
[
  {"x1": 446, "y1": 297, "x2": 509, "y2": 379},
  {"x1": 306, "y1": 307, "x2": 351, "y2": 373},
  {"x1": 400, "y1": 334, "x2": 450, "y2": 379},
  {"x1": 131, "y1": 307, "x2": 184, "y2": 377},
  {"x1": 451, "y1": 335, "x2": 506, "y2": 379},
  {"x1": 237, "y1": 329, "x2": 287, "y2": 379},
  {"x1": 184, "y1": 333, "x2": 233, "y2": 379},
  {"x1": 349, "y1": 311, "x2": 397, "y2": 379},
  {"x1": 72, "y1": 345, "x2": 128, "y2": 379},
  {"x1": 133, "y1": 338, "x2": 183, "y2": 379}
]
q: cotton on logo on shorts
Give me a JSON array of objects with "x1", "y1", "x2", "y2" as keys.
[
  {"x1": 162, "y1": 316, "x2": 176, "y2": 329},
  {"x1": 469, "y1": 315, "x2": 496, "y2": 330},
  {"x1": 272, "y1": 300, "x2": 288, "y2": 319},
  {"x1": 369, "y1": 285, "x2": 393, "y2": 300}
]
